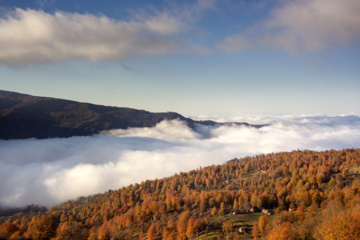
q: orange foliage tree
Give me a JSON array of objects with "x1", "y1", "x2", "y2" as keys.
[
  {"x1": 147, "y1": 223, "x2": 156, "y2": 240},
  {"x1": 27, "y1": 215, "x2": 57, "y2": 240},
  {"x1": 0, "y1": 222, "x2": 20, "y2": 239},
  {"x1": 222, "y1": 220, "x2": 233, "y2": 240},
  {"x1": 266, "y1": 222, "x2": 293, "y2": 240},
  {"x1": 315, "y1": 206, "x2": 360, "y2": 240}
]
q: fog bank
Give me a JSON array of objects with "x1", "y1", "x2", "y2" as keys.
[{"x1": 1, "y1": 114, "x2": 359, "y2": 207}]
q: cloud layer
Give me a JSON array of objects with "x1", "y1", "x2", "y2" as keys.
[
  {"x1": 0, "y1": 8, "x2": 187, "y2": 66},
  {"x1": 218, "y1": 0, "x2": 360, "y2": 53},
  {"x1": 0, "y1": 114, "x2": 360, "y2": 207}
]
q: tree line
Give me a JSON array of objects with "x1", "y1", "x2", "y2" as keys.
[{"x1": 1, "y1": 148, "x2": 360, "y2": 239}]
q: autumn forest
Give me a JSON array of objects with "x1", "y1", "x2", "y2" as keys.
[{"x1": 1, "y1": 148, "x2": 360, "y2": 240}]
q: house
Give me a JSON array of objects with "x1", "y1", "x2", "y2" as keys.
[
  {"x1": 262, "y1": 209, "x2": 272, "y2": 215},
  {"x1": 249, "y1": 207, "x2": 261, "y2": 213},
  {"x1": 239, "y1": 226, "x2": 248, "y2": 233},
  {"x1": 232, "y1": 210, "x2": 241, "y2": 215}
]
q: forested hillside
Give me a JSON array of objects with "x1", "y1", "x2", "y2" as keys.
[
  {"x1": 1, "y1": 149, "x2": 360, "y2": 239},
  {"x1": 0, "y1": 90, "x2": 262, "y2": 139}
]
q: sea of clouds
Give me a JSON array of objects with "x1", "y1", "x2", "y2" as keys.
[{"x1": 1, "y1": 114, "x2": 360, "y2": 207}]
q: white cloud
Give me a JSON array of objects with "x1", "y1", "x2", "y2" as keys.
[
  {"x1": 144, "y1": 13, "x2": 186, "y2": 35},
  {"x1": 0, "y1": 115, "x2": 359, "y2": 207},
  {"x1": 104, "y1": 120, "x2": 201, "y2": 141},
  {"x1": 0, "y1": 0, "x2": 218, "y2": 66},
  {"x1": 218, "y1": 0, "x2": 360, "y2": 53},
  {"x1": 0, "y1": 9, "x2": 186, "y2": 66}
]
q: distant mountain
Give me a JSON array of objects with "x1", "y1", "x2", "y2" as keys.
[{"x1": 0, "y1": 90, "x2": 264, "y2": 140}]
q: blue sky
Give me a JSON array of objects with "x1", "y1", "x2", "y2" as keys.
[{"x1": 0, "y1": 0, "x2": 359, "y2": 117}]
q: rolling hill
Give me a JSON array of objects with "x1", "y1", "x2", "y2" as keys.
[{"x1": 0, "y1": 149, "x2": 359, "y2": 239}]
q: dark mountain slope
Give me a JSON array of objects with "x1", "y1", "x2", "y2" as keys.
[{"x1": 0, "y1": 90, "x2": 262, "y2": 139}]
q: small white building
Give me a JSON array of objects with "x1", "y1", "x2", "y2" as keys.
[
  {"x1": 239, "y1": 226, "x2": 248, "y2": 233},
  {"x1": 262, "y1": 209, "x2": 272, "y2": 215}
]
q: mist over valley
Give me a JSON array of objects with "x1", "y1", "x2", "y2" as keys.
[{"x1": 1, "y1": 92, "x2": 359, "y2": 207}]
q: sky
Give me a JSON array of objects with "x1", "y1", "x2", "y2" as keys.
[
  {"x1": 1, "y1": 115, "x2": 360, "y2": 207},
  {"x1": 0, "y1": 0, "x2": 359, "y2": 116}
]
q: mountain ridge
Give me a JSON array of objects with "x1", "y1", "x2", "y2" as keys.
[{"x1": 0, "y1": 90, "x2": 265, "y2": 140}]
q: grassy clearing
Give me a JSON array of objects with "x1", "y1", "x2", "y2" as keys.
[
  {"x1": 198, "y1": 229, "x2": 221, "y2": 240},
  {"x1": 196, "y1": 211, "x2": 266, "y2": 239},
  {"x1": 349, "y1": 166, "x2": 360, "y2": 173},
  {"x1": 241, "y1": 171, "x2": 259, "y2": 180}
]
